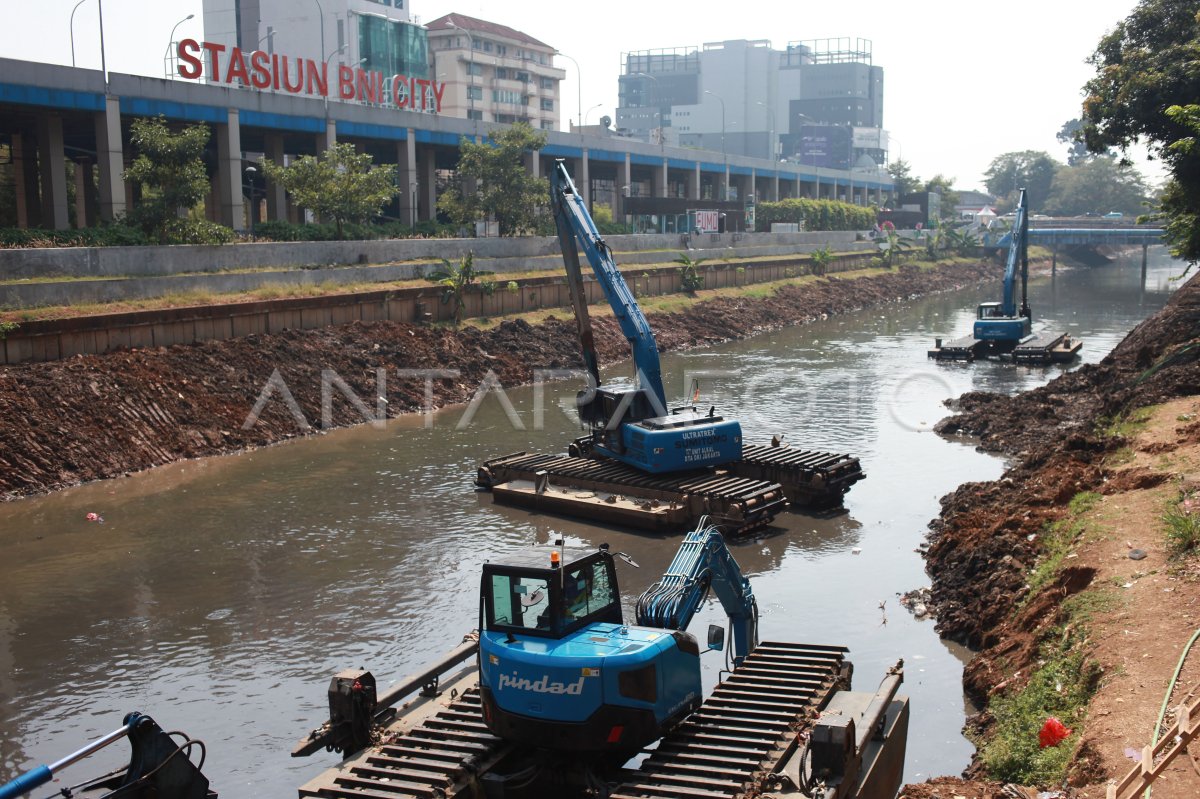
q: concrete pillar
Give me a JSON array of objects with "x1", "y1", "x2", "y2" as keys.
[
  {"x1": 11, "y1": 133, "x2": 30, "y2": 228},
  {"x1": 264, "y1": 133, "x2": 287, "y2": 222},
  {"x1": 398, "y1": 131, "x2": 417, "y2": 226},
  {"x1": 72, "y1": 159, "x2": 88, "y2": 228},
  {"x1": 659, "y1": 158, "x2": 668, "y2": 198},
  {"x1": 37, "y1": 115, "x2": 69, "y2": 230},
  {"x1": 524, "y1": 147, "x2": 540, "y2": 179},
  {"x1": 419, "y1": 150, "x2": 436, "y2": 223},
  {"x1": 215, "y1": 108, "x2": 244, "y2": 230},
  {"x1": 94, "y1": 95, "x2": 126, "y2": 222},
  {"x1": 619, "y1": 153, "x2": 632, "y2": 217},
  {"x1": 318, "y1": 117, "x2": 336, "y2": 151},
  {"x1": 771, "y1": 173, "x2": 780, "y2": 202}
]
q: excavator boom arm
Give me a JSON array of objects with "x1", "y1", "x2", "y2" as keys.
[
  {"x1": 634, "y1": 524, "x2": 759, "y2": 665},
  {"x1": 550, "y1": 161, "x2": 667, "y2": 408}
]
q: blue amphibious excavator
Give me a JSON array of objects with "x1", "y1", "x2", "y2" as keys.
[
  {"x1": 929, "y1": 187, "x2": 1081, "y2": 363},
  {"x1": 475, "y1": 162, "x2": 866, "y2": 532},
  {"x1": 295, "y1": 525, "x2": 910, "y2": 799}
]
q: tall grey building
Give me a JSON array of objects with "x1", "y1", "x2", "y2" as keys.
[{"x1": 617, "y1": 38, "x2": 886, "y2": 172}]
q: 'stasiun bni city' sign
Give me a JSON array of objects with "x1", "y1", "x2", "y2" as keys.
[{"x1": 176, "y1": 39, "x2": 445, "y2": 112}]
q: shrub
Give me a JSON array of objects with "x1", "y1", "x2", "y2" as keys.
[{"x1": 757, "y1": 198, "x2": 877, "y2": 231}]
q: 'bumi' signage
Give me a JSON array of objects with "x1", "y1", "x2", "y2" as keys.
[{"x1": 176, "y1": 39, "x2": 445, "y2": 113}]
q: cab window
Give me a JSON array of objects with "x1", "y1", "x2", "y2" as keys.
[
  {"x1": 562, "y1": 561, "x2": 616, "y2": 623},
  {"x1": 488, "y1": 573, "x2": 550, "y2": 631}
]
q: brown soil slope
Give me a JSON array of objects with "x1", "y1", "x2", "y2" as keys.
[
  {"x1": 0, "y1": 261, "x2": 996, "y2": 500},
  {"x1": 915, "y1": 272, "x2": 1200, "y2": 795}
]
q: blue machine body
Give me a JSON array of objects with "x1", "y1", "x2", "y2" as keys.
[
  {"x1": 973, "y1": 188, "x2": 1032, "y2": 345},
  {"x1": 478, "y1": 527, "x2": 757, "y2": 755},
  {"x1": 549, "y1": 162, "x2": 743, "y2": 472}
]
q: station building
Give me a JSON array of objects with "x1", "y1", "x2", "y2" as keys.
[{"x1": 0, "y1": 16, "x2": 893, "y2": 235}]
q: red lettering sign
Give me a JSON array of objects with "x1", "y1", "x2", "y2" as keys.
[{"x1": 174, "y1": 40, "x2": 444, "y2": 113}]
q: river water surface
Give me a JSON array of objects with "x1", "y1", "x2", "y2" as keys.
[{"x1": 0, "y1": 251, "x2": 1183, "y2": 794}]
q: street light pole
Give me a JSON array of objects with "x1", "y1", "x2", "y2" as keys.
[
  {"x1": 69, "y1": 0, "x2": 88, "y2": 68},
  {"x1": 583, "y1": 103, "x2": 603, "y2": 127},
  {"x1": 311, "y1": 0, "x2": 326, "y2": 87},
  {"x1": 448, "y1": 21, "x2": 475, "y2": 120},
  {"x1": 97, "y1": 0, "x2": 107, "y2": 85},
  {"x1": 755, "y1": 100, "x2": 777, "y2": 161},
  {"x1": 704, "y1": 90, "x2": 727, "y2": 200},
  {"x1": 556, "y1": 50, "x2": 583, "y2": 131},
  {"x1": 165, "y1": 13, "x2": 195, "y2": 77}
]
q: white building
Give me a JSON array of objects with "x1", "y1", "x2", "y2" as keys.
[{"x1": 426, "y1": 13, "x2": 564, "y2": 129}]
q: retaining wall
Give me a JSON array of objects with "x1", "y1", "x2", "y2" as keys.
[
  {"x1": 0, "y1": 231, "x2": 863, "y2": 280},
  {"x1": 0, "y1": 251, "x2": 882, "y2": 365}
]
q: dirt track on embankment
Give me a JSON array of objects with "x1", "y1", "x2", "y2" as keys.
[
  {"x1": 902, "y1": 269, "x2": 1200, "y2": 797},
  {"x1": 0, "y1": 260, "x2": 999, "y2": 500}
]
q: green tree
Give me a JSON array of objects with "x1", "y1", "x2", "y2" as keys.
[
  {"x1": 437, "y1": 123, "x2": 549, "y2": 236},
  {"x1": 674, "y1": 253, "x2": 706, "y2": 293},
  {"x1": 983, "y1": 151, "x2": 1060, "y2": 211},
  {"x1": 922, "y1": 174, "x2": 959, "y2": 221},
  {"x1": 1044, "y1": 155, "x2": 1150, "y2": 216},
  {"x1": 1080, "y1": 0, "x2": 1200, "y2": 260},
  {"x1": 887, "y1": 159, "x2": 919, "y2": 201},
  {"x1": 124, "y1": 116, "x2": 228, "y2": 244},
  {"x1": 262, "y1": 143, "x2": 397, "y2": 240},
  {"x1": 1057, "y1": 119, "x2": 1092, "y2": 166}
]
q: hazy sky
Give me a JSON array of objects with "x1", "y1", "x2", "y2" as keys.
[{"x1": 1, "y1": 0, "x2": 1160, "y2": 191}]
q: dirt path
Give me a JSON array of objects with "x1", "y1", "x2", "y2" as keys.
[
  {"x1": 0, "y1": 260, "x2": 998, "y2": 500},
  {"x1": 906, "y1": 272, "x2": 1200, "y2": 797}
]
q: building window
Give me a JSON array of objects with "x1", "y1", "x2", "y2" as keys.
[
  {"x1": 497, "y1": 113, "x2": 517, "y2": 124},
  {"x1": 467, "y1": 85, "x2": 483, "y2": 101},
  {"x1": 541, "y1": 120, "x2": 555, "y2": 130},
  {"x1": 466, "y1": 62, "x2": 483, "y2": 76},
  {"x1": 515, "y1": 71, "x2": 530, "y2": 83},
  {"x1": 496, "y1": 67, "x2": 509, "y2": 79},
  {"x1": 467, "y1": 109, "x2": 484, "y2": 120},
  {"x1": 496, "y1": 44, "x2": 507, "y2": 56},
  {"x1": 540, "y1": 98, "x2": 554, "y2": 111},
  {"x1": 492, "y1": 89, "x2": 524, "y2": 105},
  {"x1": 483, "y1": 41, "x2": 493, "y2": 52},
  {"x1": 541, "y1": 76, "x2": 554, "y2": 90}
]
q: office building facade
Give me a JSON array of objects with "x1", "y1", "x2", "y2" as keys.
[{"x1": 617, "y1": 38, "x2": 886, "y2": 172}]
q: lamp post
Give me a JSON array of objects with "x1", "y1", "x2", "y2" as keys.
[
  {"x1": 311, "y1": 0, "x2": 326, "y2": 88},
  {"x1": 755, "y1": 100, "x2": 777, "y2": 161},
  {"x1": 69, "y1": 0, "x2": 87, "y2": 68},
  {"x1": 583, "y1": 103, "x2": 603, "y2": 127},
  {"x1": 258, "y1": 30, "x2": 276, "y2": 52},
  {"x1": 447, "y1": 21, "x2": 475, "y2": 119},
  {"x1": 556, "y1": 50, "x2": 583, "y2": 131},
  {"x1": 322, "y1": 44, "x2": 347, "y2": 112},
  {"x1": 244, "y1": 165, "x2": 258, "y2": 237},
  {"x1": 164, "y1": 13, "x2": 194, "y2": 77},
  {"x1": 703, "y1": 90, "x2": 727, "y2": 200}
]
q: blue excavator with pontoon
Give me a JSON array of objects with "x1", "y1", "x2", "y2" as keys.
[
  {"x1": 295, "y1": 524, "x2": 910, "y2": 799},
  {"x1": 929, "y1": 187, "x2": 1081, "y2": 363},
  {"x1": 476, "y1": 162, "x2": 866, "y2": 532}
]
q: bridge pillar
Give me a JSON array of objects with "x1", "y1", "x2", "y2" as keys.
[
  {"x1": 95, "y1": 95, "x2": 126, "y2": 223},
  {"x1": 215, "y1": 108, "x2": 244, "y2": 230},
  {"x1": 264, "y1": 133, "x2": 288, "y2": 222},
  {"x1": 37, "y1": 114, "x2": 69, "y2": 230},
  {"x1": 397, "y1": 131, "x2": 417, "y2": 226}
]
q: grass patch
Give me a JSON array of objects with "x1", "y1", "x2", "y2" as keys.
[
  {"x1": 1163, "y1": 488, "x2": 1200, "y2": 558},
  {"x1": 977, "y1": 633, "x2": 1101, "y2": 786},
  {"x1": 1023, "y1": 491, "x2": 1100, "y2": 601},
  {"x1": 1098, "y1": 406, "x2": 1155, "y2": 439}
]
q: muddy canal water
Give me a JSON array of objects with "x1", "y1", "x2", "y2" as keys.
[{"x1": 0, "y1": 252, "x2": 1182, "y2": 794}]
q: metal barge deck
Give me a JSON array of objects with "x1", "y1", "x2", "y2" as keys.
[
  {"x1": 475, "y1": 445, "x2": 863, "y2": 534},
  {"x1": 928, "y1": 330, "x2": 1081, "y2": 363},
  {"x1": 297, "y1": 641, "x2": 906, "y2": 799}
]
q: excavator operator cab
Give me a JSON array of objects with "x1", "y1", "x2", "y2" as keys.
[
  {"x1": 976, "y1": 301, "x2": 1005, "y2": 319},
  {"x1": 481, "y1": 546, "x2": 622, "y2": 640}
]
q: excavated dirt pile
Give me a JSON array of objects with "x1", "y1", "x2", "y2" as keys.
[
  {"x1": 929, "y1": 273, "x2": 1200, "y2": 661},
  {"x1": 0, "y1": 261, "x2": 997, "y2": 500}
]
